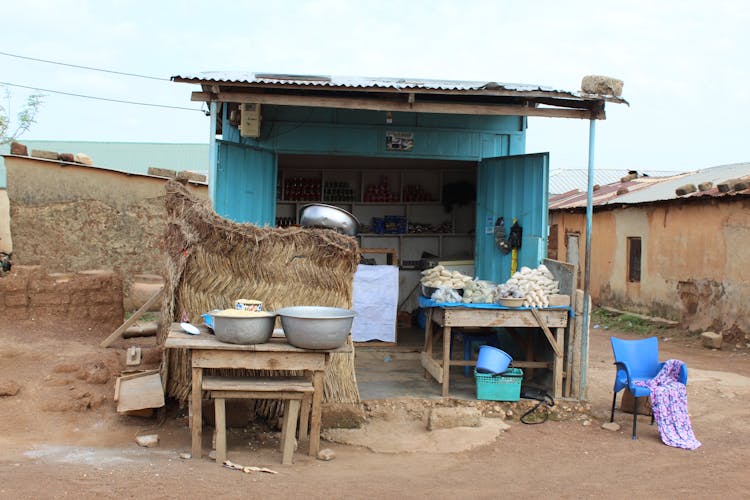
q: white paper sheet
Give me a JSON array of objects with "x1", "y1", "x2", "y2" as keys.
[{"x1": 351, "y1": 264, "x2": 399, "y2": 342}]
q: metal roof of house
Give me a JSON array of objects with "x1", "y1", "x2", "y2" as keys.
[
  {"x1": 549, "y1": 162, "x2": 750, "y2": 210},
  {"x1": 174, "y1": 72, "x2": 593, "y2": 95},
  {"x1": 548, "y1": 168, "x2": 678, "y2": 195},
  {"x1": 172, "y1": 72, "x2": 626, "y2": 120}
]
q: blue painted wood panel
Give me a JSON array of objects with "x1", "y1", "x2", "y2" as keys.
[
  {"x1": 474, "y1": 153, "x2": 549, "y2": 283},
  {"x1": 215, "y1": 140, "x2": 276, "y2": 225},
  {"x1": 223, "y1": 106, "x2": 522, "y2": 161}
]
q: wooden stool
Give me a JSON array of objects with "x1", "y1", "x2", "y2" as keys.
[{"x1": 202, "y1": 376, "x2": 314, "y2": 465}]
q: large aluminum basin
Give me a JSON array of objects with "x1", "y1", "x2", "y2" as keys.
[
  {"x1": 276, "y1": 306, "x2": 355, "y2": 350},
  {"x1": 210, "y1": 311, "x2": 276, "y2": 345}
]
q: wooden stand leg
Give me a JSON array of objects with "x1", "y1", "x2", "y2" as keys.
[
  {"x1": 423, "y1": 308, "x2": 434, "y2": 379},
  {"x1": 441, "y1": 325, "x2": 452, "y2": 397},
  {"x1": 191, "y1": 367, "x2": 203, "y2": 459},
  {"x1": 298, "y1": 393, "x2": 311, "y2": 442},
  {"x1": 281, "y1": 400, "x2": 301, "y2": 465},
  {"x1": 553, "y1": 327, "x2": 565, "y2": 399},
  {"x1": 308, "y1": 371, "x2": 324, "y2": 457},
  {"x1": 280, "y1": 400, "x2": 290, "y2": 454},
  {"x1": 215, "y1": 398, "x2": 226, "y2": 463}
]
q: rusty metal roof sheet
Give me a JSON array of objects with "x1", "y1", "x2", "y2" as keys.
[{"x1": 549, "y1": 162, "x2": 750, "y2": 210}]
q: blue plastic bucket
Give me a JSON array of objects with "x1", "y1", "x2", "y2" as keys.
[{"x1": 475, "y1": 345, "x2": 512, "y2": 374}]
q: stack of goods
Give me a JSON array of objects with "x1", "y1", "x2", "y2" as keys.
[
  {"x1": 461, "y1": 280, "x2": 495, "y2": 304},
  {"x1": 494, "y1": 265, "x2": 559, "y2": 307},
  {"x1": 420, "y1": 266, "x2": 496, "y2": 304},
  {"x1": 407, "y1": 222, "x2": 434, "y2": 234},
  {"x1": 384, "y1": 215, "x2": 407, "y2": 234},
  {"x1": 284, "y1": 177, "x2": 322, "y2": 201},
  {"x1": 323, "y1": 181, "x2": 356, "y2": 202},
  {"x1": 363, "y1": 176, "x2": 399, "y2": 202},
  {"x1": 402, "y1": 184, "x2": 434, "y2": 202},
  {"x1": 275, "y1": 217, "x2": 296, "y2": 228}
]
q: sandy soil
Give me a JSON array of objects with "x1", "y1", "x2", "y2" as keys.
[{"x1": 1, "y1": 319, "x2": 749, "y2": 499}]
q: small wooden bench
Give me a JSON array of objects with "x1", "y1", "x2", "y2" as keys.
[{"x1": 202, "y1": 376, "x2": 314, "y2": 465}]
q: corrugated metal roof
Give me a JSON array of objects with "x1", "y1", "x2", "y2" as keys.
[
  {"x1": 176, "y1": 72, "x2": 552, "y2": 91},
  {"x1": 549, "y1": 162, "x2": 750, "y2": 210},
  {"x1": 615, "y1": 162, "x2": 750, "y2": 204},
  {"x1": 548, "y1": 169, "x2": 677, "y2": 195},
  {"x1": 172, "y1": 72, "x2": 626, "y2": 103}
]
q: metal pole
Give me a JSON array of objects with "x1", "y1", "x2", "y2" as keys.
[
  {"x1": 208, "y1": 101, "x2": 218, "y2": 206},
  {"x1": 580, "y1": 119, "x2": 596, "y2": 400}
]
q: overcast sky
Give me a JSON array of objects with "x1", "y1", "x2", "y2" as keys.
[{"x1": 2, "y1": 0, "x2": 748, "y2": 172}]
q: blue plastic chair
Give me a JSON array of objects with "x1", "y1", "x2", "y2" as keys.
[{"x1": 610, "y1": 336, "x2": 688, "y2": 439}]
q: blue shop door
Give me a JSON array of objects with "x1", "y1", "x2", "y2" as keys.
[
  {"x1": 215, "y1": 140, "x2": 277, "y2": 225},
  {"x1": 474, "y1": 153, "x2": 549, "y2": 283}
]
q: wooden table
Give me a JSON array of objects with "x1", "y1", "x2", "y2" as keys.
[
  {"x1": 164, "y1": 324, "x2": 352, "y2": 459},
  {"x1": 421, "y1": 306, "x2": 569, "y2": 398}
]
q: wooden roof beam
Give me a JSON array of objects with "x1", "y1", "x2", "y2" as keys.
[{"x1": 191, "y1": 91, "x2": 605, "y2": 120}]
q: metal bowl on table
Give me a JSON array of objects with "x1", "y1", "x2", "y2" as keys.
[
  {"x1": 209, "y1": 310, "x2": 276, "y2": 345},
  {"x1": 299, "y1": 204, "x2": 360, "y2": 236},
  {"x1": 276, "y1": 306, "x2": 356, "y2": 350}
]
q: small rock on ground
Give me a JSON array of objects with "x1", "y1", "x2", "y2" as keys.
[
  {"x1": 601, "y1": 422, "x2": 620, "y2": 432},
  {"x1": 135, "y1": 434, "x2": 159, "y2": 447},
  {"x1": 317, "y1": 448, "x2": 336, "y2": 461},
  {"x1": 179, "y1": 452, "x2": 191, "y2": 459},
  {"x1": 0, "y1": 380, "x2": 21, "y2": 397},
  {"x1": 427, "y1": 407, "x2": 481, "y2": 431}
]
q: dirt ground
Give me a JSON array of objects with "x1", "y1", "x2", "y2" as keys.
[{"x1": 1, "y1": 318, "x2": 749, "y2": 499}]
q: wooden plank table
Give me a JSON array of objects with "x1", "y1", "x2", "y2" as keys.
[
  {"x1": 421, "y1": 306, "x2": 569, "y2": 398},
  {"x1": 164, "y1": 324, "x2": 352, "y2": 459}
]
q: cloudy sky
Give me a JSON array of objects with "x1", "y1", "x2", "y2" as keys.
[{"x1": 2, "y1": 0, "x2": 748, "y2": 172}]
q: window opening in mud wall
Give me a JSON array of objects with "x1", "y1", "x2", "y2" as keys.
[{"x1": 627, "y1": 237, "x2": 642, "y2": 283}]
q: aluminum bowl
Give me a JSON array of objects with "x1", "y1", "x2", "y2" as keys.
[
  {"x1": 209, "y1": 311, "x2": 276, "y2": 345},
  {"x1": 299, "y1": 204, "x2": 360, "y2": 236},
  {"x1": 276, "y1": 306, "x2": 355, "y2": 350}
]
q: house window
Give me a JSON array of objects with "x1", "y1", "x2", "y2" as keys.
[{"x1": 627, "y1": 237, "x2": 642, "y2": 283}]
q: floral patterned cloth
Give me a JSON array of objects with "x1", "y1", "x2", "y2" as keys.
[{"x1": 634, "y1": 359, "x2": 701, "y2": 450}]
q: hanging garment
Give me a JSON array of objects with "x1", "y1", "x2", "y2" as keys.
[{"x1": 634, "y1": 359, "x2": 701, "y2": 450}]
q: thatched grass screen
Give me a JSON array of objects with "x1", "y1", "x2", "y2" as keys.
[{"x1": 158, "y1": 180, "x2": 360, "y2": 412}]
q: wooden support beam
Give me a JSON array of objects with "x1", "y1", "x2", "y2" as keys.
[
  {"x1": 530, "y1": 308, "x2": 563, "y2": 357},
  {"x1": 190, "y1": 91, "x2": 602, "y2": 120},
  {"x1": 101, "y1": 287, "x2": 163, "y2": 348},
  {"x1": 421, "y1": 351, "x2": 443, "y2": 383}
]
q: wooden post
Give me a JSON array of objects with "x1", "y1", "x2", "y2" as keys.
[
  {"x1": 441, "y1": 325, "x2": 452, "y2": 397},
  {"x1": 191, "y1": 367, "x2": 203, "y2": 459},
  {"x1": 215, "y1": 398, "x2": 226, "y2": 463},
  {"x1": 308, "y1": 371, "x2": 325, "y2": 457}
]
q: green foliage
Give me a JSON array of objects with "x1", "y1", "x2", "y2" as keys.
[
  {"x1": 0, "y1": 86, "x2": 43, "y2": 144},
  {"x1": 591, "y1": 308, "x2": 661, "y2": 335}
]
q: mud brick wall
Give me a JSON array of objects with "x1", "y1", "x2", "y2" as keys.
[
  {"x1": 3, "y1": 155, "x2": 207, "y2": 303},
  {"x1": 0, "y1": 266, "x2": 123, "y2": 332}
]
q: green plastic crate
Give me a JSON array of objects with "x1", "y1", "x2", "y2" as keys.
[{"x1": 474, "y1": 367, "x2": 523, "y2": 401}]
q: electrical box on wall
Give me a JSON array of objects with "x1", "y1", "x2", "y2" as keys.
[{"x1": 240, "y1": 103, "x2": 261, "y2": 137}]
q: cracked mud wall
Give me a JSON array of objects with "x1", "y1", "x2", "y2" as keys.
[
  {"x1": 4, "y1": 156, "x2": 207, "y2": 296},
  {"x1": 551, "y1": 198, "x2": 750, "y2": 341}
]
